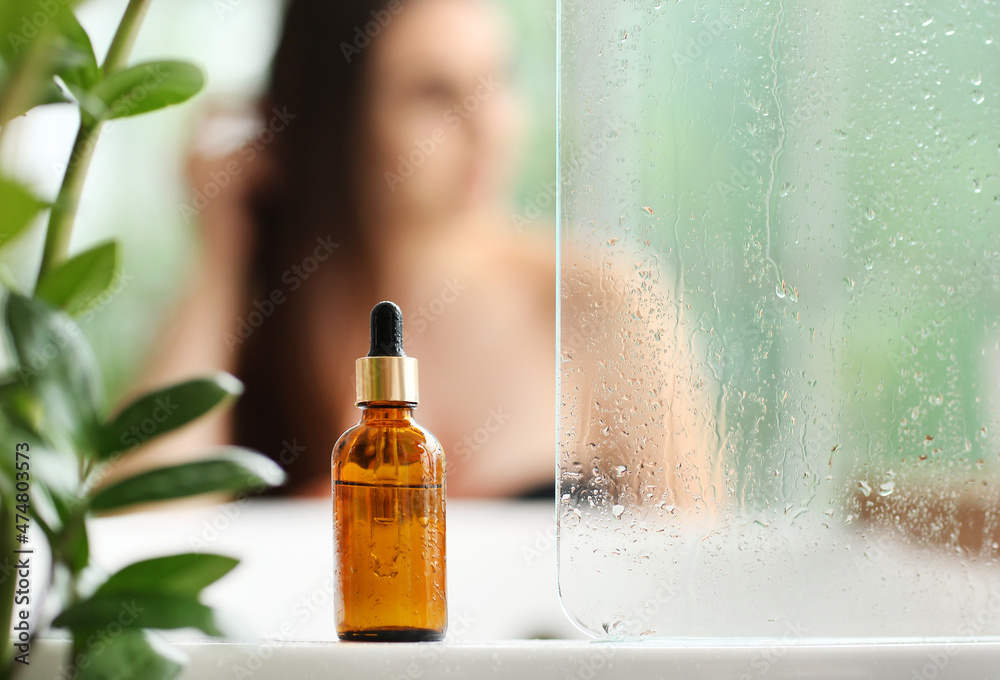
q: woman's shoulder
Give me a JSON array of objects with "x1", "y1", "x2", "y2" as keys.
[{"x1": 491, "y1": 220, "x2": 556, "y2": 282}]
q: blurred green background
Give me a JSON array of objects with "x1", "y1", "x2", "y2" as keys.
[{"x1": 0, "y1": 0, "x2": 556, "y2": 402}]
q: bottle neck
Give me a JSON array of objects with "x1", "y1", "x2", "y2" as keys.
[{"x1": 361, "y1": 403, "x2": 416, "y2": 422}]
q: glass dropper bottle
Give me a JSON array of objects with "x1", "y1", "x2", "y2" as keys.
[{"x1": 332, "y1": 301, "x2": 447, "y2": 642}]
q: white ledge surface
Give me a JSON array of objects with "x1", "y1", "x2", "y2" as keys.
[{"x1": 21, "y1": 638, "x2": 1000, "y2": 679}]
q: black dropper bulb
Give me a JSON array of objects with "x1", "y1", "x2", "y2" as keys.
[{"x1": 368, "y1": 301, "x2": 406, "y2": 357}]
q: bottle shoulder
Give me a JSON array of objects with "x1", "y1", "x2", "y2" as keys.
[{"x1": 332, "y1": 415, "x2": 444, "y2": 486}]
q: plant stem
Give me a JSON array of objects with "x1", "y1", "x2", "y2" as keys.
[
  {"x1": 35, "y1": 0, "x2": 153, "y2": 283},
  {"x1": 37, "y1": 120, "x2": 99, "y2": 280},
  {"x1": 0, "y1": 32, "x2": 53, "y2": 137},
  {"x1": 102, "y1": 0, "x2": 154, "y2": 76}
]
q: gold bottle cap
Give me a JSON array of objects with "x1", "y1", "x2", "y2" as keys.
[
  {"x1": 355, "y1": 302, "x2": 419, "y2": 405},
  {"x1": 356, "y1": 356, "x2": 419, "y2": 405}
]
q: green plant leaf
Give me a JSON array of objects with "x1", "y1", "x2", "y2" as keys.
[
  {"x1": 0, "y1": 176, "x2": 45, "y2": 249},
  {"x1": 85, "y1": 60, "x2": 204, "y2": 122},
  {"x1": 54, "y1": 592, "x2": 224, "y2": 636},
  {"x1": 0, "y1": 377, "x2": 42, "y2": 435},
  {"x1": 76, "y1": 630, "x2": 186, "y2": 680},
  {"x1": 0, "y1": 77, "x2": 72, "y2": 123},
  {"x1": 0, "y1": 1, "x2": 74, "y2": 123},
  {"x1": 4, "y1": 293, "x2": 102, "y2": 450},
  {"x1": 96, "y1": 553, "x2": 239, "y2": 598},
  {"x1": 0, "y1": 0, "x2": 68, "y2": 66},
  {"x1": 89, "y1": 448, "x2": 285, "y2": 513},
  {"x1": 35, "y1": 240, "x2": 119, "y2": 315},
  {"x1": 57, "y1": 510, "x2": 89, "y2": 574},
  {"x1": 54, "y1": 11, "x2": 99, "y2": 93},
  {"x1": 96, "y1": 373, "x2": 243, "y2": 460}
]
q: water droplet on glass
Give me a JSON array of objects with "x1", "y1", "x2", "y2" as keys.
[
  {"x1": 612, "y1": 504, "x2": 625, "y2": 518},
  {"x1": 603, "y1": 618, "x2": 630, "y2": 637},
  {"x1": 858, "y1": 480, "x2": 872, "y2": 497},
  {"x1": 878, "y1": 481, "x2": 895, "y2": 497},
  {"x1": 972, "y1": 90, "x2": 985, "y2": 105},
  {"x1": 615, "y1": 465, "x2": 628, "y2": 477}
]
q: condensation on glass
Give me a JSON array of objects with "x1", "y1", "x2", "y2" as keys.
[{"x1": 558, "y1": 0, "x2": 1000, "y2": 639}]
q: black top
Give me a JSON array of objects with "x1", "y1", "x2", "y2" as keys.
[{"x1": 368, "y1": 301, "x2": 406, "y2": 357}]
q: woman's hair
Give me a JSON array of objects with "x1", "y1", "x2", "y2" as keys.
[{"x1": 234, "y1": 0, "x2": 406, "y2": 494}]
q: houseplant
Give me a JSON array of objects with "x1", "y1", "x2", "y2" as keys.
[{"x1": 0, "y1": 1, "x2": 284, "y2": 678}]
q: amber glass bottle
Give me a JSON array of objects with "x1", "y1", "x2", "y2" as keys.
[{"x1": 332, "y1": 302, "x2": 447, "y2": 642}]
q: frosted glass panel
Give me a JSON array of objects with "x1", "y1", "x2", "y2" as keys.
[{"x1": 557, "y1": 0, "x2": 1000, "y2": 638}]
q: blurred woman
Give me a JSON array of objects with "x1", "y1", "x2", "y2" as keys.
[{"x1": 138, "y1": 0, "x2": 557, "y2": 498}]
